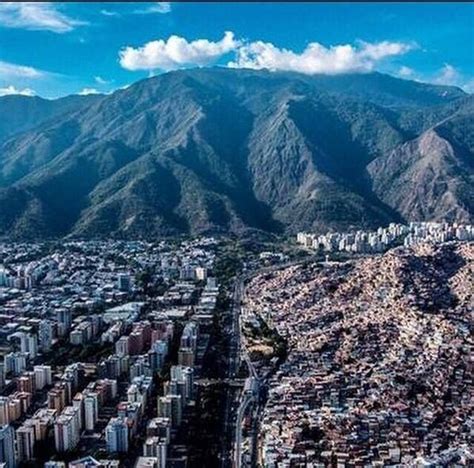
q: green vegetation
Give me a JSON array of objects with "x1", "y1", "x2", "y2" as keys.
[
  {"x1": 213, "y1": 238, "x2": 245, "y2": 286},
  {"x1": 1, "y1": 68, "x2": 471, "y2": 240},
  {"x1": 42, "y1": 340, "x2": 114, "y2": 366},
  {"x1": 245, "y1": 316, "x2": 287, "y2": 363}
]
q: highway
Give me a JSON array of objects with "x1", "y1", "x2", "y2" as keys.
[
  {"x1": 233, "y1": 274, "x2": 260, "y2": 468},
  {"x1": 232, "y1": 256, "x2": 325, "y2": 467},
  {"x1": 229, "y1": 279, "x2": 244, "y2": 377},
  {"x1": 234, "y1": 389, "x2": 253, "y2": 468},
  {"x1": 219, "y1": 279, "x2": 245, "y2": 468},
  {"x1": 225, "y1": 254, "x2": 333, "y2": 468}
]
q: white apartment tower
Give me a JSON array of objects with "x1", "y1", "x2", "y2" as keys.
[
  {"x1": 83, "y1": 393, "x2": 99, "y2": 431},
  {"x1": 105, "y1": 417, "x2": 129, "y2": 453}
]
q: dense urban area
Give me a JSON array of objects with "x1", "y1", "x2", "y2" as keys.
[{"x1": 0, "y1": 222, "x2": 472, "y2": 467}]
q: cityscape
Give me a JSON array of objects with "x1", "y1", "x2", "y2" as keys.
[
  {"x1": 0, "y1": 220, "x2": 471, "y2": 466},
  {"x1": 0, "y1": 238, "x2": 223, "y2": 467},
  {"x1": 244, "y1": 238, "x2": 472, "y2": 466},
  {"x1": 297, "y1": 222, "x2": 474, "y2": 254},
  {"x1": 0, "y1": 1, "x2": 473, "y2": 467}
]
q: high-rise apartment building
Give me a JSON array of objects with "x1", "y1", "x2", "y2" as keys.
[
  {"x1": 83, "y1": 393, "x2": 99, "y2": 431},
  {"x1": 33, "y1": 366, "x2": 52, "y2": 390},
  {"x1": 54, "y1": 406, "x2": 80, "y2": 452},
  {"x1": 0, "y1": 425, "x2": 16, "y2": 468},
  {"x1": 56, "y1": 309, "x2": 72, "y2": 337},
  {"x1": 39, "y1": 321, "x2": 54, "y2": 352},
  {"x1": 105, "y1": 417, "x2": 129, "y2": 453},
  {"x1": 143, "y1": 436, "x2": 167, "y2": 468},
  {"x1": 157, "y1": 394, "x2": 182, "y2": 429},
  {"x1": 16, "y1": 424, "x2": 35, "y2": 462}
]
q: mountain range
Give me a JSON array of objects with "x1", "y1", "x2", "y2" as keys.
[{"x1": 0, "y1": 68, "x2": 472, "y2": 239}]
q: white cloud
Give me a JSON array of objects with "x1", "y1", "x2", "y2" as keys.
[
  {"x1": 120, "y1": 31, "x2": 239, "y2": 71},
  {"x1": 433, "y1": 64, "x2": 461, "y2": 86},
  {"x1": 0, "y1": 2, "x2": 86, "y2": 33},
  {"x1": 134, "y1": 2, "x2": 171, "y2": 15},
  {"x1": 78, "y1": 88, "x2": 100, "y2": 95},
  {"x1": 394, "y1": 63, "x2": 473, "y2": 93},
  {"x1": 463, "y1": 79, "x2": 474, "y2": 94},
  {"x1": 0, "y1": 85, "x2": 35, "y2": 97},
  {"x1": 228, "y1": 39, "x2": 414, "y2": 75},
  {"x1": 100, "y1": 9, "x2": 120, "y2": 17},
  {"x1": 431, "y1": 64, "x2": 473, "y2": 93},
  {"x1": 359, "y1": 41, "x2": 415, "y2": 61},
  {"x1": 94, "y1": 76, "x2": 110, "y2": 85},
  {"x1": 0, "y1": 60, "x2": 45, "y2": 79},
  {"x1": 118, "y1": 32, "x2": 417, "y2": 77},
  {"x1": 398, "y1": 65, "x2": 415, "y2": 78}
]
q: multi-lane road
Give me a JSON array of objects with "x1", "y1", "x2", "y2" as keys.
[
  {"x1": 232, "y1": 274, "x2": 262, "y2": 468},
  {"x1": 219, "y1": 278, "x2": 245, "y2": 468},
  {"x1": 222, "y1": 256, "x2": 325, "y2": 468}
]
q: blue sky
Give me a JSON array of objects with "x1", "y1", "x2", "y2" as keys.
[{"x1": 0, "y1": 2, "x2": 472, "y2": 98}]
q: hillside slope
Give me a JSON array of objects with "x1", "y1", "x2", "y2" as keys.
[
  {"x1": 0, "y1": 94, "x2": 102, "y2": 144},
  {"x1": 0, "y1": 68, "x2": 472, "y2": 239}
]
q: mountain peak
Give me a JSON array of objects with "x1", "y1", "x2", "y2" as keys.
[{"x1": 0, "y1": 68, "x2": 472, "y2": 239}]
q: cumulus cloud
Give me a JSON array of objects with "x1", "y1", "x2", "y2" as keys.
[
  {"x1": 431, "y1": 64, "x2": 473, "y2": 93},
  {"x1": 398, "y1": 63, "x2": 473, "y2": 93},
  {"x1": 0, "y1": 85, "x2": 35, "y2": 97},
  {"x1": 78, "y1": 88, "x2": 100, "y2": 95},
  {"x1": 228, "y1": 39, "x2": 415, "y2": 75},
  {"x1": 119, "y1": 32, "x2": 415, "y2": 75},
  {"x1": 119, "y1": 31, "x2": 239, "y2": 71},
  {"x1": 433, "y1": 64, "x2": 461, "y2": 86},
  {"x1": 0, "y1": 2, "x2": 86, "y2": 33},
  {"x1": 0, "y1": 60, "x2": 45, "y2": 79},
  {"x1": 134, "y1": 2, "x2": 171, "y2": 14}
]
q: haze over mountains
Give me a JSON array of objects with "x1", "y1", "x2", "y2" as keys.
[{"x1": 0, "y1": 68, "x2": 472, "y2": 239}]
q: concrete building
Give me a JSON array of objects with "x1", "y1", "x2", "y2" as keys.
[
  {"x1": 177, "y1": 348, "x2": 194, "y2": 367},
  {"x1": 38, "y1": 320, "x2": 54, "y2": 352},
  {"x1": 170, "y1": 366, "x2": 194, "y2": 402},
  {"x1": 157, "y1": 394, "x2": 182, "y2": 429},
  {"x1": 16, "y1": 372, "x2": 35, "y2": 394},
  {"x1": 105, "y1": 417, "x2": 129, "y2": 453},
  {"x1": 54, "y1": 407, "x2": 80, "y2": 452},
  {"x1": 0, "y1": 425, "x2": 16, "y2": 468},
  {"x1": 117, "y1": 274, "x2": 132, "y2": 292},
  {"x1": 146, "y1": 418, "x2": 171, "y2": 444},
  {"x1": 115, "y1": 336, "x2": 129, "y2": 356},
  {"x1": 0, "y1": 399, "x2": 9, "y2": 426},
  {"x1": 143, "y1": 437, "x2": 167, "y2": 468},
  {"x1": 4, "y1": 353, "x2": 28, "y2": 376},
  {"x1": 195, "y1": 267, "x2": 207, "y2": 281},
  {"x1": 33, "y1": 365, "x2": 52, "y2": 390},
  {"x1": 84, "y1": 393, "x2": 99, "y2": 431},
  {"x1": 56, "y1": 309, "x2": 72, "y2": 337},
  {"x1": 0, "y1": 364, "x2": 5, "y2": 390},
  {"x1": 15, "y1": 424, "x2": 35, "y2": 462},
  {"x1": 72, "y1": 393, "x2": 84, "y2": 431}
]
